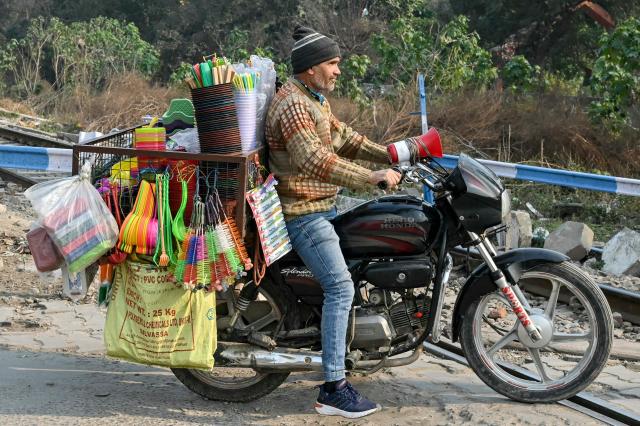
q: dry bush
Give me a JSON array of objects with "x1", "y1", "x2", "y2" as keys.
[
  {"x1": 497, "y1": 94, "x2": 615, "y2": 171},
  {"x1": 10, "y1": 68, "x2": 633, "y2": 177},
  {"x1": 333, "y1": 86, "x2": 639, "y2": 177},
  {"x1": 0, "y1": 98, "x2": 37, "y2": 116},
  {"x1": 429, "y1": 90, "x2": 503, "y2": 158},
  {"x1": 429, "y1": 90, "x2": 640, "y2": 175},
  {"x1": 48, "y1": 72, "x2": 187, "y2": 132},
  {"x1": 330, "y1": 83, "x2": 422, "y2": 145}
]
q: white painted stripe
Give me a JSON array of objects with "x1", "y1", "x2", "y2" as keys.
[
  {"x1": 46, "y1": 148, "x2": 73, "y2": 172},
  {"x1": 391, "y1": 140, "x2": 411, "y2": 163},
  {"x1": 292, "y1": 34, "x2": 326, "y2": 51},
  {"x1": 615, "y1": 177, "x2": 640, "y2": 196}
]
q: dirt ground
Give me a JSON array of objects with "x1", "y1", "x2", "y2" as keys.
[{"x1": 1, "y1": 184, "x2": 639, "y2": 425}]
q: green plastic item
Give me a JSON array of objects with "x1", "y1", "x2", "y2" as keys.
[
  {"x1": 172, "y1": 180, "x2": 188, "y2": 243},
  {"x1": 153, "y1": 173, "x2": 176, "y2": 267},
  {"x1": 200, "y1": 61, "x2": 213, "y2": 87},
  {"x1": 162, "y1": 99, "x2": 195, "y2": 125}
]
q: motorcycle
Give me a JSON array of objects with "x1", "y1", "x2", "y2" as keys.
[{"x1": 171, "y1": 144, "x2": 613, "y2": 404}]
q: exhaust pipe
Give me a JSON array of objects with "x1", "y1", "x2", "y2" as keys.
[
  {"x1": 217, "y1": 342, "x2": 324, "y2": 372},
  {"x1": 217, "y1": 342, "x2": 423, "y2": 373}
]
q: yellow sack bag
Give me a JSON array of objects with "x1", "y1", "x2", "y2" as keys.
[{"x1": 105, "y1": 260, "x2": 216, "y2": 369}]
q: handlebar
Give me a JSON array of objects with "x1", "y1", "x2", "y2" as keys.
[
  {"x1": 377, "y1": 162, "x2": 446, "y2": 192},
  {"x1": 377, "y1": 166, "x2": 405, "y2": 190}
]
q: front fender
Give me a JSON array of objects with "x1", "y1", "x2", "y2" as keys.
[{"x1": 450, "y1": 248, "x2": 569, "y2": 342}]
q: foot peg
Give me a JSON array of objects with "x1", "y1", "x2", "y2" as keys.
[{"x1": 248, "y1": 331, "x2": 277, "y2": 351}]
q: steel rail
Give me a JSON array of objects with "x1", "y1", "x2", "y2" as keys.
[
  {"x1": 0, "y1": 167, "x2": 37, "y2": 188},
  {"x1": 423, "y1": 340, "x2": 640, "y2": 426},
  {"x1": 0, "y1": 123, "x2": 73, "y2": 149}
]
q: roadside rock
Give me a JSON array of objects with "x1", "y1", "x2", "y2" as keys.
[
  {"x1": 6, "y1": 182, "x2": 18, "y2": 195},
  {"x1": 544, "y1": 221, "x2": 594, "y2": 260},
  {"x1": 612, "y1": 312, "x2": 624, "y2": 328},
  {"x1": 504, "y1": 210, "x2": 532, "y2": 249},
  {"x1": 602, "y1": 227, "x2": 640, "y2": 276}
]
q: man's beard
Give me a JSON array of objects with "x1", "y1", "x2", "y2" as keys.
[{"x1": 311, "y1": 73, "x2": 336, "y2": 92}]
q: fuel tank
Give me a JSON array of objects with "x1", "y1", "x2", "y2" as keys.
[{"x1": 333, "y1": 195, "x2": 441, "y2": 258}]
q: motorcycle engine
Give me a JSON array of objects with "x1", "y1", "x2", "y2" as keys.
[{"x1": 350, "y1": 289, "x2": 430, "y2": 351}]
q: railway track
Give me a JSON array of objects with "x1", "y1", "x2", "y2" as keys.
[
  {"x1": 0, "y1": 122, "x2": 73, "y2": 149},
  {"x1": 451, "y1": 246, "x2": 640, "y2": 325},
  {"x1": 423, "y1": 340, "x2": 640, "y2": 426}
]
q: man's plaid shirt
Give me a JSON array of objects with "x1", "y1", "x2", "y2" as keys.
[{"x1": 265, "y1": 79, "x2": 389, "y2": 217}]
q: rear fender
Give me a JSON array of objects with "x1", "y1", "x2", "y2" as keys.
[{"x1": 450, "y1": 248, "x2": 569, "y2": 342}]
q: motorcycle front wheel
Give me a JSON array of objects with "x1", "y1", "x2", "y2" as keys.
[
  {"x1": 172, "y1": 278, "x2": 298, "y2": 402},
  {"x1": 460, "y1": 261, "x2": 613, "y2": 403}
]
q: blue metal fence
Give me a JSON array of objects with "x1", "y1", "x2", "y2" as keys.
[
  {"x1": 433, "y1": 155, "x2": 640, "y2": 196},
  {"x1": 2, "y1": 142, "x2": 640, "y2": 196},
  {"x1": 414, "y1": 72, "x2": 640, "y2": 197},
  {"x1": 0, "y1": 145, "x2": 72, "y2": 173}
]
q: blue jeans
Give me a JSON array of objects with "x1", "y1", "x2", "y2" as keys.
[{"x1": 285, "y1": 208, "x2": 355, "y2": 382}]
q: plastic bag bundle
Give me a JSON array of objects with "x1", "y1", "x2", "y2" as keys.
[
  {"x1": 167, "y1": 128, "x2": 200, "y2": 153},
  {"x1": 233, "y1": 56, "x2": 277, "y2": 148},
  {"x1": 24, "y1": 162, "x2": 118, "y2": 273},
  {"x1": 250, "y1": 55, "x2": 276, "y2": 144}
]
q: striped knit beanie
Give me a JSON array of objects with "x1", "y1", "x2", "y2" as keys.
[{"x1": 291, "y1": 25, "x2": 341, "y2": 74}]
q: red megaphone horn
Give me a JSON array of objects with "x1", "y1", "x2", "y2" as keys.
[{"x1": 387, "y1": 127, "x2": 442, "y2": 163}]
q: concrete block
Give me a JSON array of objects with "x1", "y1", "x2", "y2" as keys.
[
  {"x1": 602, "y1": 227, "x2": 640, "y2": 276},
  {"x1": 504, "y1": 210, "x2": 532, "y2": 249},
  {"x1": 544, "y1": 221, "x2": 594, "y2": 261}
]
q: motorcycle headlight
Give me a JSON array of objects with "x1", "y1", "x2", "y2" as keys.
[{"x1": 501, "y1": 189, "x2": 511, "y2": 225}]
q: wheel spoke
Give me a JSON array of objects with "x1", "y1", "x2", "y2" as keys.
[
  {"x1": 487, "y1": 329, "x2": 518, "y2": 357},
  {"x1": 528, "y1": 348, "x2": 552, "y2": 383},
  {"x1": 245, "y1": 311, "x2": 279, "y2": 331},
  {"x1": 552, "y1": 331, "x2": 591, "y2": 342},
  {"x1": 545, "y1": 280, "x2": 562, "y2": 320}
]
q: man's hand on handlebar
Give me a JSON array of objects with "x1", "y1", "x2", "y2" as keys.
[{"x1": 368, "y1": 169, "x2": 402, "y2": 190}]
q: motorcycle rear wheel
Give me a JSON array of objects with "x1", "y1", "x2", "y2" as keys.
[
  {"x1": 172, "y1": 278, "x2": 298, "y2": 402},
  {"x1": 460, "y1": 261, "x2": 613, "y2": 403}
]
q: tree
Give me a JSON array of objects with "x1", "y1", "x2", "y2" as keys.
[
  {"x1": 371, "y1": 14, "x2": 496, "y2": 92},
  {"x1": 448, "y1": 0, "x2": 640, "y2": 79},
  {"x1": 589, "y1": 17, "x2": 640, "y2": 131},
  {"x1": 0, "y1": 17, "x2": 159, "y2": 98}
]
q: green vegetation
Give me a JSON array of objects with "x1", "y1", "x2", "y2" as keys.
[
  {"x1": 0, "y1": 17, "x2": 159, "y2": 98},
  {"x1": 0, "y1": 1, "x2": 638, "y2": 172},
  {"x1": 589, "y1": 17, "x2": 640, "y2": 132},
  {"x1": 502, "y1": 55, "x2": 540, "y2": 93}
]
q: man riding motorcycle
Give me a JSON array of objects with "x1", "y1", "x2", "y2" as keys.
[{"x1": 264, "y1": 24, "x2": 401, "y2": 418}]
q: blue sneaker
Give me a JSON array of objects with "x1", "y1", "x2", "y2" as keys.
[{"x1": 314, "y1": 379, "x2": 381, "y2": 418}]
